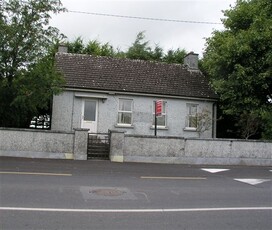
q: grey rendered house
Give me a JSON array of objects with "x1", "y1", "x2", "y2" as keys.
[{"x1": 51, "y1": 49, "x2": 218, "y2": 138}]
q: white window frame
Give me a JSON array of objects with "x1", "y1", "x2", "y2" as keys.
[
  {"x1": 185, "y1": 103, "x2": 198, "y2": 130},
  {"x1": 117, "y1": 98, "x2": 133, "y2": 126},
  {"x1": 152, "y1": 101, "x2": 167, "y2": 128}
]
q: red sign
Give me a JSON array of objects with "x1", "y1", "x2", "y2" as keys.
[{"x1": 156, "y1": 100, "x2": 163, "y2": 116}]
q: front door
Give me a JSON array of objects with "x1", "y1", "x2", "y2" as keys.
[{"x1": 81, "y1": 100, "x2": 97, "y2": 133}]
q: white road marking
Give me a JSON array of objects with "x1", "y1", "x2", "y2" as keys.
[
  {"x1": 201, "y1": 168, "x2": 230, "y2": 173},
  {"x1": 0, "y1": 171, "x2": 72, "y2": 176},
  {"x1": 141, "y1": 176, "x2": 206, "y2": 180},
  {"x1": 234, "y1": 179, "x2": 271, "y2": 185},
  {"x1": 0, "y1": 207, "x2": 271, "y2": 213}
]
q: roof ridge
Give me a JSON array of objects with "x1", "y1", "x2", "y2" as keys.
[{"x1": 55, "y1": 52, "x2": 187, "y2": 68}]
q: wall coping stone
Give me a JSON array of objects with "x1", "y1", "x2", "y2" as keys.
[
  {"x1": 124, "y1": 134, "x2": 272, "y2": 143},
  {"x1": 125, "y1": 134, "x2": 185, "y2": 140},
  {"x1": 185, "y1": 137, "x2": 272, "y2": 143},
  {"x1": 109, "y1": 130, "x2": 126, "y2": 134}
]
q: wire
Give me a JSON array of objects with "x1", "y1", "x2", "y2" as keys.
[{"x1": 67, "y1": 10, "x2": 222, "y2": 25}]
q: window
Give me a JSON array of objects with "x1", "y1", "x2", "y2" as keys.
[
  {"x1": 152, "y1": 101, "x2": 167, "y2": 127},
  {"x1": 186, "y1": 104, "x2": 198, "y2": 129},
  {"x1": 118, "y1": 99, "x2": 133, "y2": 125}
]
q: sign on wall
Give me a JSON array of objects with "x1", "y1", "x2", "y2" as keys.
[{"x1": 155, "y1": 100, "x2": 163, "y2": 116}]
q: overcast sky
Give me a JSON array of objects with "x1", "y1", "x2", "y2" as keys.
[{"x1": 50, "y1": 0, "x2": 236, "y2": 57}]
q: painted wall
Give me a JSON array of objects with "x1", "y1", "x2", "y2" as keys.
[{"x1": 52, "y1": 90, "x2": 215, "y2": 138}]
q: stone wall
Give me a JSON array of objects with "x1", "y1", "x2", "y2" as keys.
[
  {"x1": 0, "y1": 128, "x2": 89, "y2": 160},
  {"x1": 1, "y1": 128, "x2": 271, "y2": 166},
  {"x1": 110, "y1": 132, "x2": 272, "y2": 166}
]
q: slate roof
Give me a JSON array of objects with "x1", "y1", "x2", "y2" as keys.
[{"x1": 55, "y1": 53, "x2": 218, "y2": 100}]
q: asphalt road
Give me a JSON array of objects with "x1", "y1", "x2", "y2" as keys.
[{"x1": 0, "y1": 157, "x2": 271, "y2": 230}]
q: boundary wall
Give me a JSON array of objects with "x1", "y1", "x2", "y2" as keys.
[
  {"x1": 110, "y1": 131, "x2": 272, "y2": 166},
  {"x1": 1, "y1": 129, "x2": 271, "y2": 166},
  {"x1": 0, "y1": 128, "x2": 88, "y2": 160}
]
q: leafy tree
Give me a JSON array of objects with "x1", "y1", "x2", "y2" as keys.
[
  {"x1": 66, "y1": 37, "x2": 116, "y2": 57},
  {"x1": 67, "y1": 37, "x2": 85, "y2": 54},
  {"x1": 0, "y1": 0, "x2": 65, "y2": 128},
  {"x1": 163, "y1": 48, "x2": 186, "y2": 64},
  {"x1": 126, "y1": 31, "x2": 154, "y2": 61},
  {"x1": 66, "y1": 32, "x2": 187, "y2": 65},
  {"x1": 202, "y1": 0, "x2": 272, "y2": 139},
  {"x1": 126, "y1": 31, "x2": 186, "y2": 63},
  {"x1": 151, "y1": 44, "x2": 163, "y2": 62},
  {"x1": 85, "y1": 40, "x2": 115, "y2": 57}
]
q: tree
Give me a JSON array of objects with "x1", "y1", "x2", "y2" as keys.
[
  {"x1": 67, "y1": 37, "x2": 85, "y2": 54},
  {"x1": 163, "y1": 48, "x2": 186, "y2": 64},
  {"x1": 126, "y1": 31, "x2": 155, "y2": 61},
  {"x1": 0, "y1": 0, "x2": 65, "y2": 128},
  {"x1": 202, "y1": 0, "x2": 272, "y2": 139},
  {"x1": 66, "y1": 32, "x2": 187, "y2": 65},
  {"x1": 126, "y1": 31, "x2": 187, "y2": 63},
  {"x1": 66, "y1": 37, "x2": 117, "y2": 57},
  {"x1": 195, "y1": 108, "x2": 213, "y2": 138}
]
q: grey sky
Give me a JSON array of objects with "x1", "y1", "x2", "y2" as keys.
[{"x1": 50, "y1": 0, "x2": 236, "y2": 57}]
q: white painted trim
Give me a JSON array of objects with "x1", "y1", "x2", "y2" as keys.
[
  {"x1": 184, "y1": 127, "x2": 197, "y2": 132},
  {"x1": 75, "y1": 93, "x2": 107, "y2": 99},
  {"x1": 115, "y1": 124, "x2": 134, "y2": 129}
]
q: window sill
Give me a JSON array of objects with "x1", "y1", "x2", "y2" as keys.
[
  {"x1": 184, "y1": 127, "x2": 197, "y2": 132},
  {"x1": 115, "y1": 124, "x2": 134, "y2": 129},
  {"x1": 150, "y1": 126, "x2": 168, "y2": 130}
]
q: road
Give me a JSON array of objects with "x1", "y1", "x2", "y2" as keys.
[{"x1": 0, "y1": 157, "x2": 271, "y2": 230}]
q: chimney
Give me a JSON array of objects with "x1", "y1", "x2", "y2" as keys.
[
  {"x1": 184, "y1": 52, "x2": 199, "y2": 70},
  {"x1": 58, "y1": 44, "x2": 68, "y2": 53}
]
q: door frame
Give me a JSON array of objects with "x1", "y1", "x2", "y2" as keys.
[{"x1": 81, "y1": 99, "x2": 98, "y2": 133}]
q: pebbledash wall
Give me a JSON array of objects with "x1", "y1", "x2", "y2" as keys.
[
  {"x1": 0, "y1": 128, "x2": 271, "y2": 166},
  {"x1": 0, "y1": 128, "x2": 88, "y2": 160},
  {"x1": 110, "y1": 131, "x2": 272, "y2": 166}
]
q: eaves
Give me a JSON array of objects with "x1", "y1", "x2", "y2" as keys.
[{"x1": 64, "y1": 87, "x2": 218, "y2": 102}]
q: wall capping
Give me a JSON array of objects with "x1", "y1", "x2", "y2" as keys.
[{"x1": 0, "y1": 127, "x2": 74, "y2": 134}]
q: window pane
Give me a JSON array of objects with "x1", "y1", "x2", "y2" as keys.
[
  {"x1": 118, "y1": 112, "x2": 132, "y2": 124},
  {"x1": 162, "y1": 102, "x2": 166, "y2": 113},
  {"x1": 84, "y1": 101, "x2": 96, "y2": 121},
  {"x1": 189, "y1": 116, "x2": 197, "y2": 128},
  {"x1": 153, "y1": 114, "x2": 166, "y2": 126},
  {"x1": 190, "y1": 105, "x2": 197, "y2": 115},
  {"x1": 157, "y1": 115, "x2": 166, "y2": 126},
  {"x1": 119, "y1": 99, "x2": 132, "y2": 111}
]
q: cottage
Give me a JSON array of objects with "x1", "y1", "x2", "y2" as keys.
[{"x1": 51, "y1": 48, "x2": 218, "y2": 138}]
